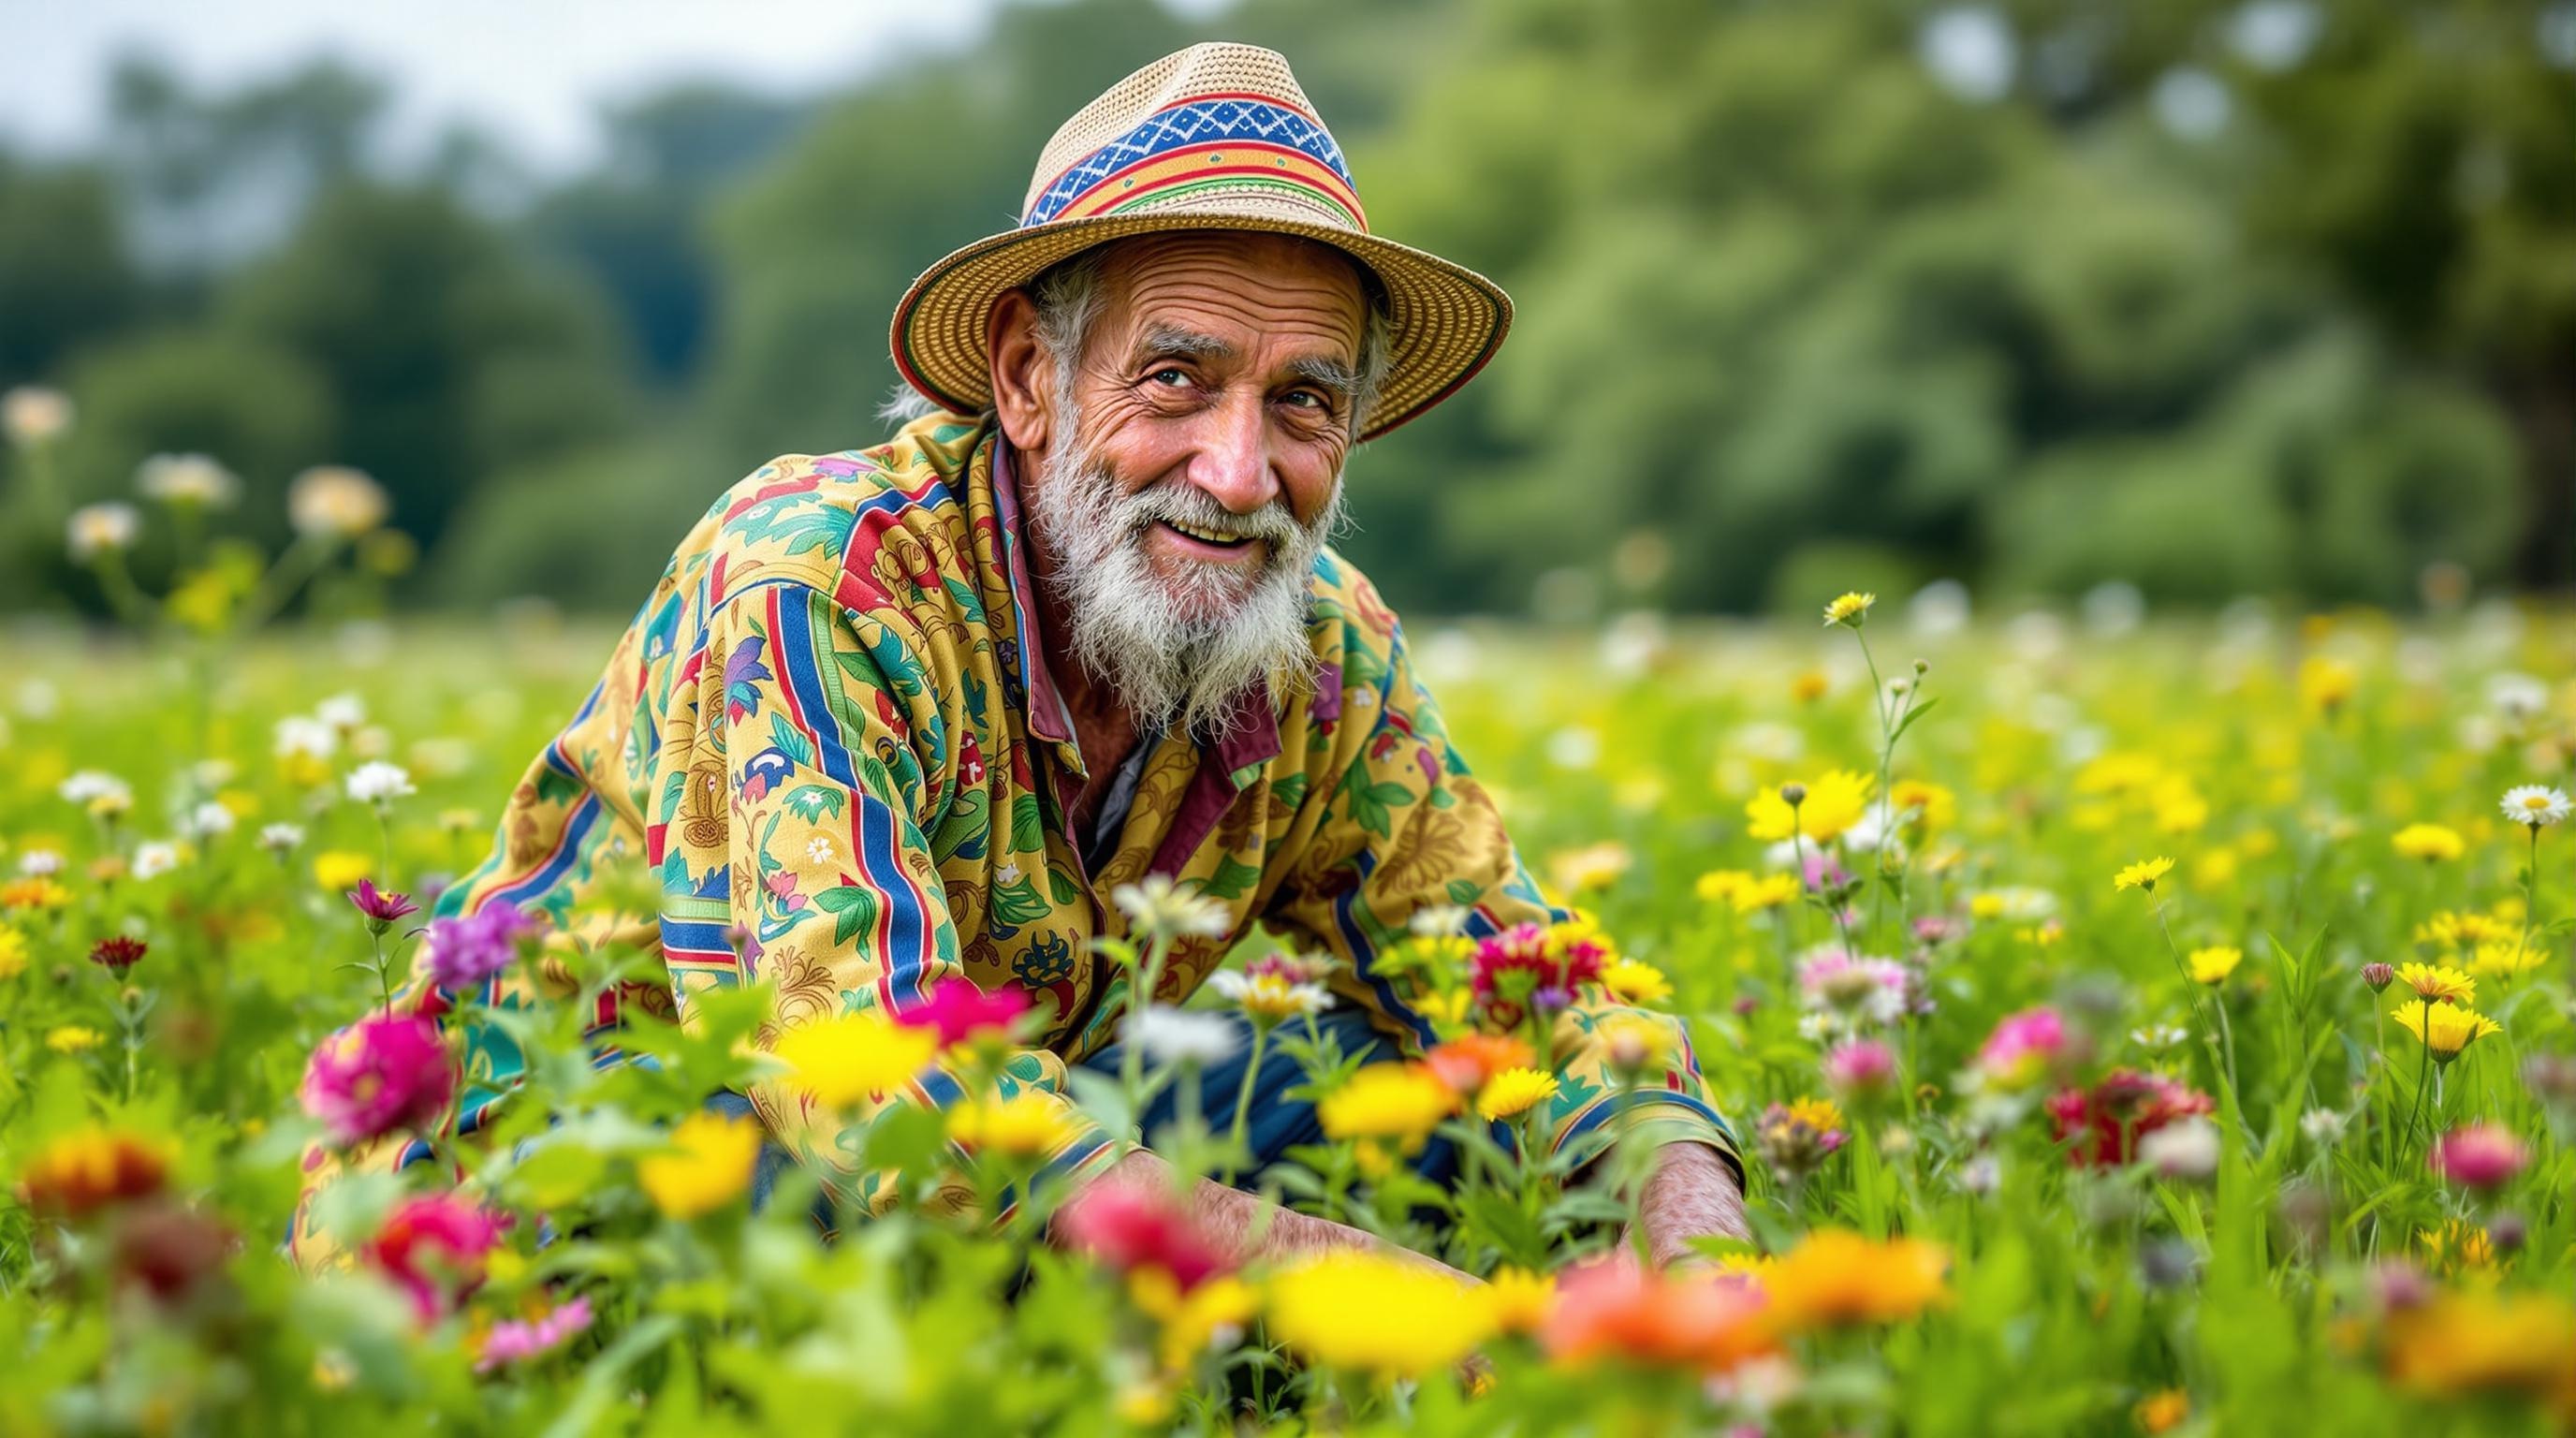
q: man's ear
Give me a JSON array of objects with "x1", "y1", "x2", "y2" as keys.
[{"x1": 987, "y1": 290, "x2": 1054, "y2": 452}]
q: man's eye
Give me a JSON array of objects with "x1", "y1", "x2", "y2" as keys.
[
  {"x1": 1281, "y1": 390, "x2": 1327, "y2": 410},
  {"x1": 1148, "y1": 368, "x2": 1191, "y2": 388}
]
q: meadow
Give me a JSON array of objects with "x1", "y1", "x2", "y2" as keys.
[{"x1": 3, "y1": 455, "x2": 2573, "y2": 1433}]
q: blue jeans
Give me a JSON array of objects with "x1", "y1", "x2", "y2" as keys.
[{"x1": 713, "y1": 1006, "x2": 1486, "y2": 1228}]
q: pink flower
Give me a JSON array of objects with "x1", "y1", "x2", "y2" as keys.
[
  {"x1": 1793, "y1": 949, "x2": 1909, "y2": 1026},
  {"x1": 895, "y1": 977, "x2": 1029, "y2": 1049},
  {"x1": 2428, "y1": 1123, "x2": 2530, "y2": 1190},
  {"x1": 476, "y1": 1294, "x2": 593, "y2": 1372},
  {"x1": 346, "y1": 879, "x2": 419, "y2": 932},
  {"x1": 367, "y1": 1192, "x2": 505, "y2": 1322},
  {"x1": 1975, "y1": 1006, "x2": 2069, "y2": 1091},
  {"x1": 1822, "y1": 1039, "x2": 1898, "y2": 1099},
  {"x1": 1470, "y1": 922, "x2": 1602, "y2": 1029},
  {"x1": 300, "y1": 1014, "x2": 455, "y2": 1147},
  {"x1": 1054, "y1": 1181, "x2": 1232, "y2": 1294}
]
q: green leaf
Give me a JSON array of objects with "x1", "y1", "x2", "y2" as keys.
[
  {"x1": 813, "y1": 885, "x2": 880, "y2": 945},
  {"x1": 1198, "y1": 851, "x2": 1263, "y2": 901}
]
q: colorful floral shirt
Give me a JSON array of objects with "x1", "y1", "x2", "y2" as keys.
[{"x1": 294, "y1": 412, "x2": 1739, "y2": 1252}]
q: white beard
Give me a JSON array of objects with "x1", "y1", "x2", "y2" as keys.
[{"x1": 1023, "y1": 412, "x2": 1343, "y2": 740}]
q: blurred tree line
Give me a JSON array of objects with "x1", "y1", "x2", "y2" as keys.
[{"x1": 2, "y1": 0, "x2": 2568, "y2": 618}]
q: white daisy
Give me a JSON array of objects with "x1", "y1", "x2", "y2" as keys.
[
  {"x1": 59, "y1": 770, "x2": 131, "y2": 806},
  {"x1": 1111, "y1": 874, "x2": 1230, "y2": 940},
  {"x1": 184, "y1": 801, "x2": 236, "y2": 839},
  {"x1": 17, "y1": 848, "x2": 63, "y2": 876},
  {"x1": 315, "y1": 692, "x2": 368, "y2": 731},
  {"x1": 344, "y1": 760, "x2": 416, "y2": 807},
  {"x1": 2500, "y1": 785, "x2": 2571, "y2": 829},
  {"x1": 273, "y1": 715, "x2": 337, "y2": 762},
  {"x1": 257, "y1": 823, "x2": 305, "y2": 854},
  {"x1": 131, "y1": 841, "x2": 180, "y2": 881},
  {"x1": 1120, "y1": 1005, "x2": 1242, "y2": 1068}
]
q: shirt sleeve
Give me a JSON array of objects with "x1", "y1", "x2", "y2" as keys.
[
  {"x1": 701, "y1": 579, "x2": 1122, "y2": 1222},
  {"x1": 1261, "y1": 612, "x2": 1745, "y2": 1186}
]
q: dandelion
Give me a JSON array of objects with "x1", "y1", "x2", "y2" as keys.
[
  {"x1": 14, "y1": 1126, "x2": 170, "y2": 1219},
  {"x1": 1746, "y1": 770, "x2": 1872, "y2": 844},
  {"x1": 1319, "y1": 1064, "x2": 1456, "y2": 1154},
  {"x1": 1266, "y1": 1252, "x2": 1494, "y2": 1380},
  {"x1": 2392, "y1": 961, "x2": 2474, "y2": 1005},
  {"x1": 2113, "y1": 857, "x2": 2174, "y2": 893},
  {"x1": 66, "y1": 504, "x2": 139, "y2": 563},
  {"x1": 1475, "y1": 1066, "x2": 1559, "y2": 1122},
  {"x1": 300, "y1": 1015, "x2": 454, "y2": 1147},
  {"x1": 135, "y1": 453, "x2": 241, "y2": 509},
  {"x1": 287, "y1": 465, "x2": 389, "y2": 538},
  {"x1": 2390, "y1": 823, "x2": 2464, "y2": 862},
  {"x1": 638, "y1": 1111, "x2": 760, "y2": 1219},
  {"x1": 1822, "y1": 591, "x2": 1876, "y2": 627},
  {"x1": 48, "y1": 1025, "x2": 104, "y2": 1054},
  {"x1": 2498, "y1": 785, "x2": 2569, "y2": 829},
  {"x1": 2185, "y1": 946, "x2": 2242, "y2": 986},
  {"x1": 1730, "y1": 872, "x2": 1801, "y2": 914},
  {"x1": 2427, "y1": 1123, "x2": 2530, "y2": 1190},
  {"x1": 770, "y1": 1011, "x2": 937, "y2": 1107},
  {"x1": 1761, "y1": 1228, "x2": 1949, "y2": 1330},
  {"x1": 946, "y1": 1092, "x2": 1082, "y2": 1158},
  {"x1": 2391, "y1": 1000, "x2": 2501, "y2": 1064}
]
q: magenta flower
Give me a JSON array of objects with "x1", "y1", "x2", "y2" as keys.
[
  {"x1": 366, "y1": 1192, "x2": 505, "y2": 1322},
  {"x1": 476, "y1": 1294, "x2": 594, "y2": 1372},
  {"x1": 424, "y1": 902, "x2": 541, "y2": 990},
  {"x1": 895, "y1": 977, "x2": 1029, "y2": 1049},
  {"x1": 1822, "y1": 1038, "x2": 1899, "y2": 1099},
  {"x1": 2428, "y1": 1123, "x2": 2530, "y2": 1190},
  {"x1": 300, "y1": 1014, "x2": 455, "y2": 1147},
  {"x1": 347, "y1": 879, "x2": 419, "y2": 934},
  {"x1": 1975, "y1": 1005, "x2": 2070, "y2": 1092}
]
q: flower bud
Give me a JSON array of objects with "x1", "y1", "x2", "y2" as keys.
[
  {"x1": 2360, "y1": 962, "x2": 2393, "y2": 992},
  {"x1": 1779, "y1": 783, "x2": 1808, "y2": 807},
  {"x1": 1912, "y1": 657, "x2": 1929, "y2": 676}
]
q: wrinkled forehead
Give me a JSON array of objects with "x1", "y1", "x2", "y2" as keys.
[{"x1": 1089, "y1": 231, "x2": 1372, "y2": 366}]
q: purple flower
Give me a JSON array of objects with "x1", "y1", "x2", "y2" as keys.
[
  {"x1": 476, "y1": 1294, "x2": 593, "y2": 1372},
  {"x1": 425, "y1": 902, "x2": 542, "y2": 990},
  {"x1": 347, "y1": 879, "x2": 419, "y2": 934}
]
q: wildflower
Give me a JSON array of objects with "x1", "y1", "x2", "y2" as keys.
[
  {"x1": 1266, "y1": 1252, "x2": 1495, "y2": 1379},
  {"x1": 3, "y1": 877, "x2": 72, "y2": 912},
  {"x1": 1762, "y1": 1228, "x2": 1949, "y2": 1330},
  {"x1": 2185, "y1": 946, "x2": 2242, "y2": 986},
  {"x1": 1121, "y1": 1005, "x2": 1241, "y2": 1067},
  {"x1": 1794, "y1": 948, "x2": 1909, "y2": 1029},
  {"x1": 1319, "y1": 1064, "x2": 1456, "y2": 1154},
  {"x1": 129, "y1": 841, "x2": 179, "y2": 880},
  {"x1": 1730, "y1": 872, "x2": 1801, "y2": 914},
  {"x1": 366, "y1": 1192, "x2": 503, "y2": 1321},
  {"x1": 258, "y1": 822, "x2": 305, "y2": 855},
  {"x1": 1206, "y1": 968, "x2": 1328, "y2": 1031},
  {"x1": 15, "y1": 1126, "x2": 170, "y2": 1219},
  {"x1": 1476, "y1": 1066, "x2": 1559, "y2": 1122},
  {"x1": 1757, "y1": 1098, "x2": 1849, "y2": 1181},
  {"x1": 2360, "y1": 961, "x2": 2393, "y2": 992},
  {"x1": 135, "y1": 453, "x2": 241, "y2": 508},
  {"x1": 110, "y1": 1204, "x2": 237, "y2": 1309},
  {"x1": 2498, "y1": 785, "x2": 2569, "y2": 829},
  {"x1": 1054, "y1": 1181, "x2": 1233, "y2": 1293},
  {"x1": 2296, "y1": 656, "x2": 2356, "y2": 713},
  {"x1": 288, "y1": 465, "x2": 390, "y2": 538},
  {"x1": 2382, "y1": 1290, "x2": 2576, "y2": 1401},
  {"x1": 2137, "y1": 1115, "x2": 2221, "y2": 1182},
  {"x1": 300, "y1": 1015, "x2": 455, "y2": 1147},
  {"x1": 0, "y1": 926, "x2": 25, "y2": 980},
  {"x1": 2428, "y1": 1123, "x2": 2530, "y2": 1190},
  {"x1": 60, "y1": 770, "x2": 133, "y2": 814},
  {"x1": 1130, "y1": 1269, "x2": 1260, "y2": 1372},
  {"x1": 1822, "y1": 591, "x2": 1876, "y2": 627},
  {"x1": 48, "y1": 1025, "x2": 104, "y2": 1054},
  {"x1": 1542, "y1": 1260, "x2": 1777, "y2": 1372},
  {"x1": 476, "y1": 1294, "x2": 593, "y2": 1372},
  {"x1": 2469, "y1": 940, "x2": 2546, "y2": 979},
  {"x1": 66, "y1": 504, "x2": 140, "y2": 562},
  {"x1": 2134, "y1": 1390, "x2": 2190, "y2": 1434},
  {"x1": 895, "y1": 976, "x2": 1030, "y2": 1049},
  {"x1": 1469, "y1": 921, "x2": 1603, "y2": 1028},
  {"x1": 88, "y1": 934, "x2": 147, "y2": 975},
  {"x1": 947, "y1": 1092, "x2": 1081, "y2": 1158},
  {"x1": 1425, "y1": 1032, "x2": 1536, "y2": 1093},
  {"x1": 1599, "y1": 957, "x2": 1673, "y2": 1005},
  {"x1": 638, "y1": 1111, "x2": 760, "y2": 1219},
  {"x1": 1549, "y1": 841, "x2": 1632, "y2": 894},
  {"x1": 2048, "y1": 1069, "x2": 2215, "y2": 1167},
  {"x1": 2, "y1": 385, "x2": 72, "y2": 445},
  {"x1": 2393, "y1": 961, "x2": 2475, "y2": 1005},
  {"x1": 1110, "y1": 874, "x2": 1230, "y2": 941},
  {"x1": 1823, "y1": 1038, "x2": 1899, "y2": 1100},
  {"x1": 2384, "y1": 823, "x2": 2463, "y2": 863},
  {"x1": 2300, "y1": 1108, "x2": 2348, "y2": 1144},
  {"x1": 346, "y1": 879, "x2": 419, "y2": 934},
  {"x1": 423, "y1": 902, "x2": 541, "y2": 990},
  {"x1": 344, "y1": 760, "x2": 416, "y2": 807},
  {"x1": 1790, "y1": 669, "x2": 1830, "y2": 702},
  {"x1": 1975, "y1": 1006, "x2": 2071, "y2": 1091},
  {"x1": 1599, "y1": 1015, "x2": 1674, "y2": 1075},
  {"x1": 1746, "y1": 770, "x2": 1873, "y2": 844},
  {"x1": 1482, "y1": 1267, "x2": 1555, "y2": 1336},
  {"x1": 2391, "y1": 1000, "x2": 2501, "y2": 1064},
  {"x1": 2113, "y1": 857, "x2": 2174, "y2": 893},
  {"x1": 183, "y1": 801, "x2": 236, "y2": 840},
  {"x1": 771, "y1": 1011, "x2": 938, "y2": 1107},
  {"x1": 313, "y1": 850, "x2": 373, "y2": 891},
  {"x1": 2418, "y1": 1218, "x2": 2496, "y2": 1272}
]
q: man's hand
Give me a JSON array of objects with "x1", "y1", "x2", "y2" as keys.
[
  {"x1": 1059, "y1": 1150, "x2": 1477, "y2": 1284},
  {"x1": 1620, "y1": 1142, "x2": 1751, "y2": 1271}
]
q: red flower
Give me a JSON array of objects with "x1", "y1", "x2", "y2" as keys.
[
  {"x1": 1469, "y1": 922, "x2": 1602, "y2": 1028},
  {"x1": 1054, "y1": 1181, "x2": 1232, "y2": 1294},
  {"x1": 2047, "y1": 1068, "x2": 2214, "y2": 1167},
  {"x1": 89, "y1": 935, "x2": 148, "y2": 974},
  {"x1": 895, "y1": 977, "x2": 1029, "y2": 1049},
  {"x1": 367, "y1": 1192, "x2": 505, "y2": 1321}
]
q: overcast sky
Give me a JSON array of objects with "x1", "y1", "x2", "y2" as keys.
[{"x1": 0, "y1": 0, "x2": 1042, "y2": 173}]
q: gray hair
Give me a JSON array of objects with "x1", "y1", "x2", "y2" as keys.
[{"x1": 882, "y1": 238, "x2": 1395, "y2": 437}]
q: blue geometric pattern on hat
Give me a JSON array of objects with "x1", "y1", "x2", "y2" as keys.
[{"x1": 1022, "y1": 97, "x2": 1355, "y2": 227}]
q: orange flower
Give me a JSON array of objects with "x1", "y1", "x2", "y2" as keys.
[
  {"x1": 1424, "y1": 1033, "x2": 1535, "y2": 1094},
  {"x1": 1542, "y1": 1259, "x2": 1777, "y2": 1372},
  {"x1": 17, "y1": 1126, "x2": 171, "y2": 1220},
  {"x1": 1760, "y1": 1228, "x2": 1949, "y2": 1331}
]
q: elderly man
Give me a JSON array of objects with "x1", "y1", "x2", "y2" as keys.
[{"x1": 295, "y1": 44, "x2": 1746, "y2": 1274}]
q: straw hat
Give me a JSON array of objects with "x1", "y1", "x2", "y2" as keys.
[{"x1": 889, "y1": 42, "x2": 1512, "y2": 441}]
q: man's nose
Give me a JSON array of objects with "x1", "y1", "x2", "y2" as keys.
[{"x1": 1185, "y1": 390, "x2": 1281, "y2": 517}]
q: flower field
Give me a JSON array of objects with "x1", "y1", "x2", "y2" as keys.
[{"x1": 4, "y1": 562, "x2": 2574, "y2": 1431}]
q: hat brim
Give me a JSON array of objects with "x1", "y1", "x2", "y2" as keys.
[{"x1": 889, "y1": 211, "x2": 1512, "y2": 444}]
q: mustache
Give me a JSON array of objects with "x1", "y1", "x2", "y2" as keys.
[{"x1": 1115, "y1": 479, "x2": 1306, "y2": 546}]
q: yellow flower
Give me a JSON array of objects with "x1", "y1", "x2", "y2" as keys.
[
  {"x1": 2383, "y1": 1291, "x2": 2576, "y2": 1401},
  {"x1": 0, "y1": 926, "x2": 27, "y2": 980},
  {"x1": 2418, "y1": 1218, "x2": 2496, "y2": 1272},
  {"x1": 2468, "y1": 940, "x2": 2546, "y2": 979},
  {"x1": 1600, "y1": 957, "x2": 1673, "y2": 1005},
  {"x1": 1822, "y1": 591, "x2": 1876, "y2": 627},
  {"x1": 1, "y1": 877, "x2": 72, "y2": 912},
  {"x1": 1266, "y1": 1253, "x2": 1495, "y2": 1379},
  {"x1": 2113, "y1": 857, "x2": 2174, "y2": 893},
  {"x1": 1731, "y1": 873, "x2": 1801, "y2": 914},
  {"x1": 2392, "y1": 961, "x2": 2474, "y2": 1005},
  {"x1": 637, "y1": 1111, "x2": 760, "y2": 1219},
  {"x1": 771, "y1": 1011, "x2": 938, "y2": 1107},
  {"x1": 1694, "y1": 869, "x2": 1750, "y2": 904},
  {"x1": 47, "y1": 1025, "x2": 104, "y2": 1054},
  {"x1": 1889, "y1": 779, "x2": 1954, "y2": 831},
  {"x1": 1790, "y1": 669, "x2": 1831, "y2": 703},
  {"x1": 1746, "y1": 770, "x2": 1873, "y2": 844},
  {"x1": 1130, "y1": 1269, "x2": 1260, "y2": 1372},
  {"x1": 1761, "y1": 1228, "x2": 1949, "y2": 1331},
  {"x1": 2391, "y1": 1000, "x2": 2501, "y2": 1061},
  {"x1": 945, "y1": 1092, "x2": 1081, "y2": 1159},
  {"x1": 2390, "y1": 824, "x2": 2464, "y2": 862},
  {"x1": 2414, "y1": 910, "x2": 2509, "y2": 950},
  {"x1": 1475, "y1": 1067, "x2": 1559, "y2": 1122},
  {"x1": 1319, "y1": 1064, "x2": 1456, "y2": 1152},
  {"x1": 2134, "y1": 1389, "x2": 2189, "y2": 1434},
  {"x1": 1782, "y1": 1095, "x2": 1846, "y2": 1133},
  {"x1": 1548, "y1": 842, "x2": 1632, "y2": 895},
  {"x1": 312, "y1": 850, "x2": 374, "y2": 891},
  {"x1": 2186, "y1": 946, "x2": 2242, "y2": 986},
  {"x1": 2296, "y1": 656, "x2": 2356, "y2": 713}
]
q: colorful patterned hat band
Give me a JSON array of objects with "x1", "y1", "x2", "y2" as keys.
[{"x1": 889, "y1": 43, "x2": 1512, "y2": 442}]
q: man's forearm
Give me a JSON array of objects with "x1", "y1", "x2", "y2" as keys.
[
  {"x1": 1630, "y1": 1141, "x2": 1751, "y2": 1269},
  {"x1": 1065, "y1": 1150, "x2": 1473, "y2": 1279}
]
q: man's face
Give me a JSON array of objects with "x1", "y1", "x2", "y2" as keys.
[{"x1": 1016, "y1": 232, "x2": 1370, "y2": 732}]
